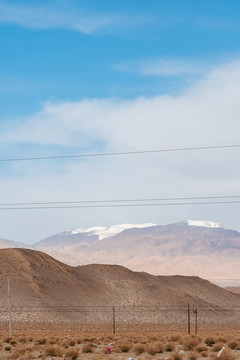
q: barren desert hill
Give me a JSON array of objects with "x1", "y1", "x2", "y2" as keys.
[
  {"x1": 0, "y1": 248, "x2": 103, "y2": 308},
  {"x1": 2, "y1": 221, "x2": 240, "y2": 283},
  {"x1": 0, "y1": 248, "x2": 240, "y2": 311}
]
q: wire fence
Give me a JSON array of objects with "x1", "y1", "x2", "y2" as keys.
[{"x1": 1, "y1": 304, "x2": 240, "y2": 335}]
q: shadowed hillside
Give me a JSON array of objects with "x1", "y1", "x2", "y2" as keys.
[{"x1": 0, "y1": 248, "x2": 240, "y2": 325}]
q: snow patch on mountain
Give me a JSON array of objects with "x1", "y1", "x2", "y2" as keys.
[
  {"x1": 64, "y1": 223, "x2": 157, "y2": 240},
  {"x1": 186, "y1": 220, "x2": 228, "y2": 229}
]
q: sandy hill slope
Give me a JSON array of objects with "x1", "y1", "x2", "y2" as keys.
[
  {"x1": 0, "y1": 248, "x2": 240, "y2": 325},
  {"x1": 226, "y1": 287, "x2": 240, "y2": 294},
  {"x1": 33, "y1": 221, "x2": 240, "y2": 284}
]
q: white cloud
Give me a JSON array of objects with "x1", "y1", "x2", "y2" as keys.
[
  {"x1": 3, "y1": 60, "x2": 240, "y2": 148},
  {"x1": 114, "y1": 58, "x2": 211, "y2": 77},
  {"x1": 0, "y1": 1, "x2": 144, "y2": 33},
  {"x1": 1, "y1": 60, "x2": 240, "y2": 242}
]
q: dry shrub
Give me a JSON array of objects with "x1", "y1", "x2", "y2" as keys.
[
  {"x1": 201, "y1": 351, "x2": 208, "y2": 357},
  {"x1": 82, "y1": 343, "x2": 95, "y2": 353},
  {"x1": 211, "y1": 348, "x2": 236, "y2": 360},
  {"x1": 10, "y1": 347, "x2": 26, "y2": 359},
  {"x1": 227, "y1": 341, "x2": 238, "y2": 349},
  {"x1": 61, "y1": 340, "x2": 69, "y2": 348},
  {"x1": 171, "y1": 334, "x2": 181, "y2": 342},
  {"x1": 37, "y1": 338, "x2": 47, "y2": 344},
  {"x1": 217, "y1": 337, "x2": 227, "y2": 343},
  {"x1": 25, "y1": 346, "x2": 34, "y2": 352},
  {"x1": 187, "y1": 352, "x2": 199, "y2": 360},
  {"x1": 69, "y1": 340, "x2": 76, "y2": 346},
  {"x1": 169, "y1": 352, "x2": 183, "y2": 360},
  {"x1": 196, "y1": 345, "x2": 208, "y2": 353},
  {"x1": 18, "y1": 337, "x2": 27, "y2": 344},
  {"x1": 147, "y1": 340, "x2": 164, "y2": 354},
  {"x1": 49, "y1": 337, "x2": 56, "y2": 345},
  {"x1": 4, "y1": 337, "x2": 12, "y2": 343},
  {"x1": 117, "y1": 342, "x2": 132, "y2": 353},
  {"x1": 133, "y1": 344, "x2": 145, "y2": 355},
  {"x1": 149, "y1": 335, "x2": 158, "y2": 341},
  {"x1": 183, "y1": 336, "x2": 201, "y2": 350},
  {"x1": 165, "y1": 341, "x2": 175, "y2": 352},
  {"x1": 205, "y1": 336, "x2": 215, "y2": 346},
  {"x1": 44, "y1": 345, "x2": 64, "y2": 357},
  {"x1": 15, "y1": 355, "x2": 33, "y2": 360},
  {"x1": 5, "y1": 346, "x2": 11, "y2": 351},
  {"x1": 84, "y1": 337, "x2": 91, "y2": 341},
  {"x1": 211, "y1": 342, "x2": 224, "y2": 352},
  {"x1": 65, "y1": 348, "x2": 79, "y2": 360},
  {"x1": 147, "y1": 345, "x2": 159, "y2": 355},
  {"x1": 156, "y1": 341, "x2": 165, "y2": 353}
]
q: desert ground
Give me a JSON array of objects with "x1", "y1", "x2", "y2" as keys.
[{"x1": 1, "y1": 325, "x2": 240, "y2": 359}]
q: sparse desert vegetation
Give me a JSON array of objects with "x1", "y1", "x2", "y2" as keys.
[{"x1": 1, "y1": 326, "x2": 240, "y2": 360}]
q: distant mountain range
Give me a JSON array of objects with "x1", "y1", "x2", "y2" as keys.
[{"x1": 1, "y1": 220, "x2": 240, "y2": 286}]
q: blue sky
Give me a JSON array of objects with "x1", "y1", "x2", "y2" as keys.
[
  {"x1": 1, "y1": 0, "x2": 240, "y2": 243},
  {"x1": 1, "y1": 0, "x2": 240, "y2": 117}
]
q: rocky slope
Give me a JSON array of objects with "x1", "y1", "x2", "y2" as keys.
[{"x1": 0, "y1": 248, "x2": 240, "y2": 325}]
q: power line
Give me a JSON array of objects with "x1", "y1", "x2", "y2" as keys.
[
  {"x1": 1, "y1": 200, "x2": 240, "y2": 210},
  {"x1": 1, "y1": 144, "x2": 240, "y2": 162},
  {"x1": 0, "y1": 195, "x2": 240, "y2": 207}
]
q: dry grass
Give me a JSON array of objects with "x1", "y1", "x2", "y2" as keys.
[
  {"x1": 182, "y1": 335, "x2": 202, "y2": 350},
  {"x1": 165, "y1": 341, "x2": 175, "y2": 352},
  {"x1": 187, "y1": 352, "x2": 199, "y2": 360},
  {"x1": 196, "y1": 344, "x2": 208, "y2": 353},
  {"x1": 133, "y1": 344, "x2": 145, "y2": 354},
  {"x1": 65, "y1": 348, "x2": 79, "y2": 359},
  {"x1": 44, "y1": 345, "x2": 64, "y2": 357},
  {"x1": 82, "y1": 343, "x2": 95, "y2": 353},
  {"x1": 117, "y1": 341, "x2": 132, "y2": 352},
  {"x1": 227, "y1": 340, "x2": 238, "y2": 349},
  {"x1": 169, "y1": 352, "x2": 184, "y2": 360},
  {"x1": 1, "y1": 326, "x2": 240, "y2": 360},
  {"x1": 205, "y1": 336, "x2": 215, "y2": 346},
  {"x1": 211, "y1": 348, "x2": 237, "y2": 360},
  {"x1": 211, "y1": 342, "x2": 224, "y2": 352}
]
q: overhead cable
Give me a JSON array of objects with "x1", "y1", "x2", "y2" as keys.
[
  {"x1": 0, "y1": 200, "x2": 240, "y2": 210},
  {"x1": 1, "y1": 194, "x2": 240, "y2": 207},
  {"x1": 1, "y1": 144, "x2": 240, "y2": 162}
]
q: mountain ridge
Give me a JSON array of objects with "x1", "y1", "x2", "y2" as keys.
[
  {"x1": 1, "y1": 220, "x2": 240, "y2": 286},
  {"x1": 0, "y1": 248, "x2": 240, "y2": 325}
]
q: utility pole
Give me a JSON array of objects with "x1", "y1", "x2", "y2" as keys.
[
  {"x1": 7, "y1": 275, "x2": 12, "y2": 337},
  {"x1": 187, "y1": 304, "x2": 190, "y2": 335},
  {"x1": 193, "y1": 308, "x2": 198, "y2": 335},
  {"x1": 112, "y1": 306, "x2": 116, "y2": 335}
]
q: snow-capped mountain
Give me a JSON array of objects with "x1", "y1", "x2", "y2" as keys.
[
  {"x1": 61, "y1": 223, "x2": 156, "y2": 240},
  {"x1": 30, "y1": 220, "x2": 240, "y2": 286},
  {"x1": 34, "y1": 223, "x2": 157, "y2": 247},
  {"x1": 2, "y1": 220, "x2": 240, "y2": 286},
  {"x1": 186, "y1": 220, "x2": 228, "y2": 229}
]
